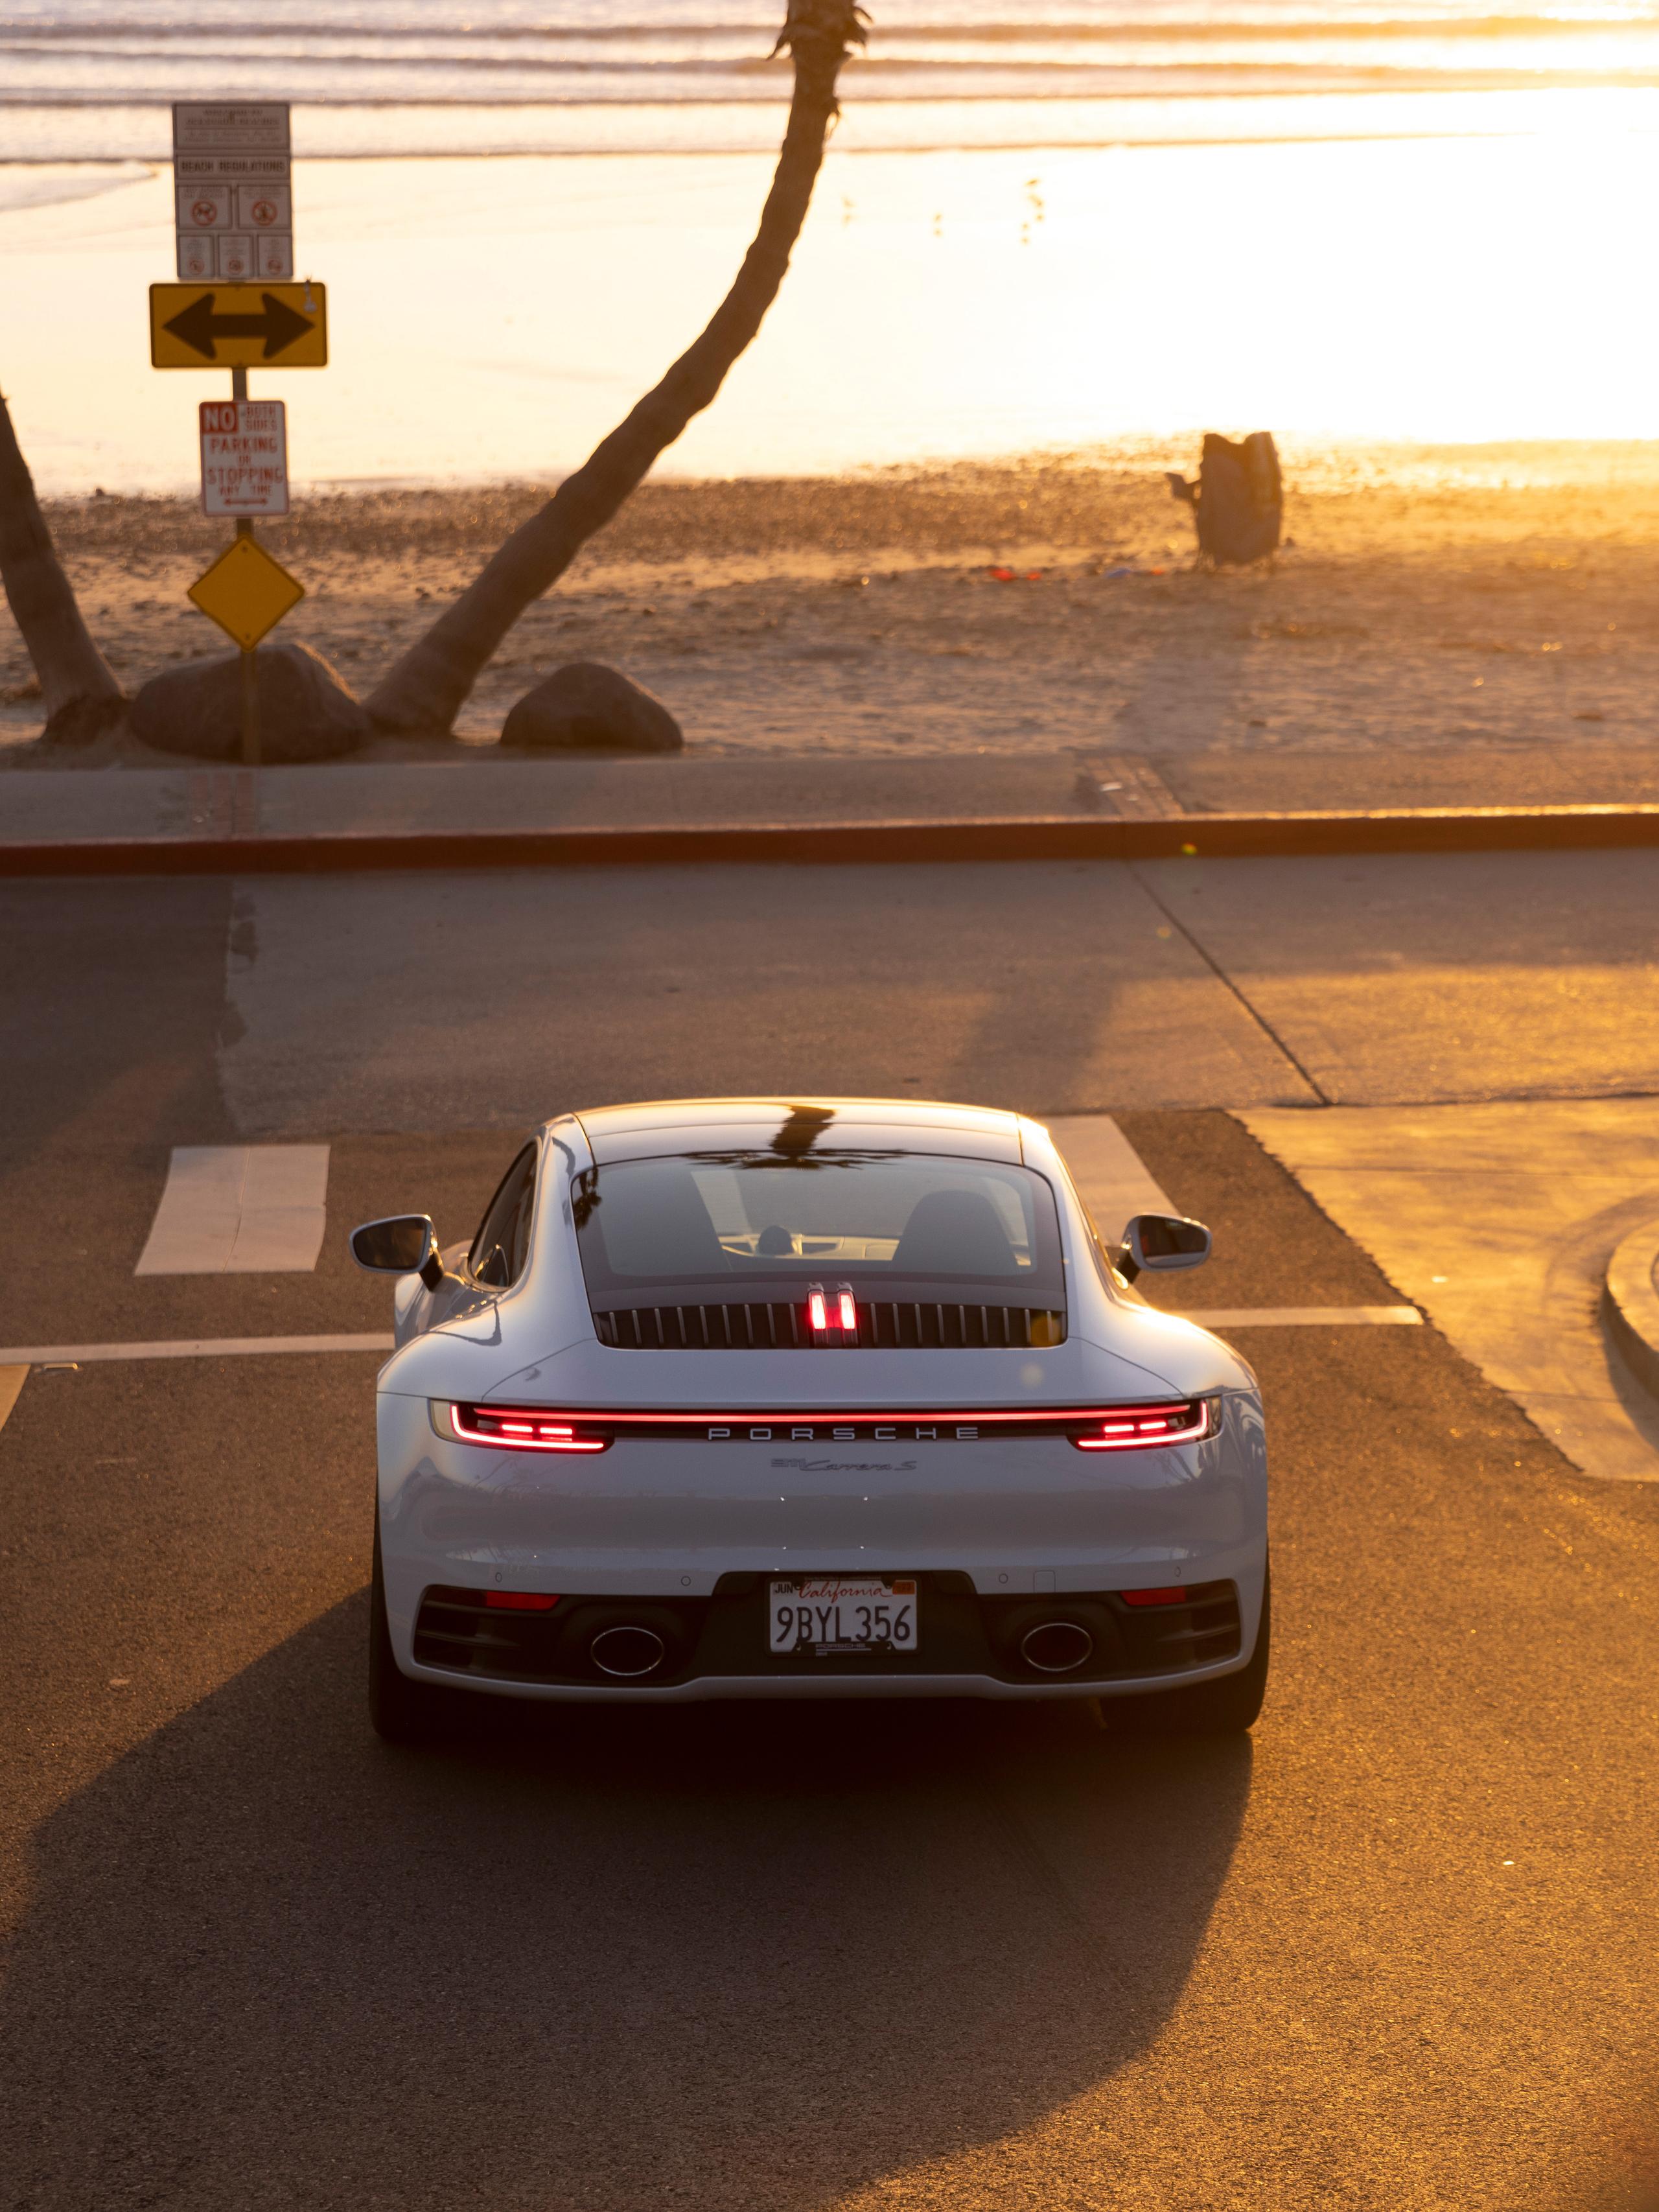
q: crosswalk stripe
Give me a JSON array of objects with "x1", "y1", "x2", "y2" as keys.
[
  {"x1": 0, "y1": 1335, "x2": 393, "y2": 1366},
  {"x1": 1044, "y1": 1115, "x2": 1177, "y2": 1240},
  {"x1": 1178, "y1": 1307, "x2": 1422, "y2": 1328},
  {"x1": 1041, "y1": 1120, "x2": 1421, "y2": 1329},
  {"x1": 135, "y1": 1145, "x2": 331, "y2": 1275}
]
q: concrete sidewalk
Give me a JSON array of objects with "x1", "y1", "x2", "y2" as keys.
[
  {"x1": 5, "y1": 745, "x2": 1659, "y2": 874},
  {"x1": 0, "y1": 751, "x2": 1107, "y2": 846}
]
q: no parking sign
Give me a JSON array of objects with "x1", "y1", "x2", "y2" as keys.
[{"x1": 198, "y1": 398, "x2": 289, "y2": 517}]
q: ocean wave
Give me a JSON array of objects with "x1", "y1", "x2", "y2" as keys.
[
  {"x1": 8, "y1": 80, "x2": 1658, "y2": 161},
  {"x1": 0, "y1": 154, "x2": 150, "y2": 205},
  {"x1": 5, "y1": 10, "x2": 1656, "y2": 34}
]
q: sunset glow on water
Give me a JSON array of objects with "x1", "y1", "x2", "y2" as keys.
[{"x1": 5, "y1": 1, "x2": 1659, "y2": 488}]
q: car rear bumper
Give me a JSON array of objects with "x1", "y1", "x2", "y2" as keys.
[
  {"x1": 389, "y1": 1566, "x2": 1264, "y2": 1702},
  {"x1": 385, "y1": 1665, "x2": 1253, "y2": 1705}
]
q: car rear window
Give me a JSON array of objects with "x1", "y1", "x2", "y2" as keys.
[{"x1": 573, "y1": 1150, "x2": 1065, "y2": 1309}]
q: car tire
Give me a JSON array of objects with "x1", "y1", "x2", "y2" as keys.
[
  {"x1": 368, "y1": 1517, "x2": 448, "y2": 1747},
  {"x1": 1104, "y1": 1559, "x2": 1271, "y2": 1737}
]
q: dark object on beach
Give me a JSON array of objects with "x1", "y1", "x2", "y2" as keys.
[
  {"x1": 1167, "y1": 432, "x2": 1282, "y2": 566},
  {"x1": 0, "y1": 395, "x2": 126, "y2": 745},
  {"x1": 501, "y1": 661, "x2": 684, "y2": 753},
  {"x1": 367, "y1": 0, "x2": 871, "y2": 739},
  {"x1": 132, "y1": 640, "x2": 369, "y2": 763}
]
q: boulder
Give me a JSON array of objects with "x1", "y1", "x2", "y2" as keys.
[
  {"x1": 500, "y1": 660, "x2": 682, "y2": 753},
  {"x1": 131, "y1": 640, "x2": 369, "y2": 763}
]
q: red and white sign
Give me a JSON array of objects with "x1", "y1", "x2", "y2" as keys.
[
  {"x1": 174, "y1": 104, "x2": 294, "y2": 282},
  {"x1": 198, "y1": 399, "x2": 290, "y2": 517}
]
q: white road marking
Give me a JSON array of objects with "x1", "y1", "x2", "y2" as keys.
[
  {"x1": 0, "y1": 1365, "x2": 27, "y2": 1431},
  {"x1": 0, "y1": 1335, "x2": 392, "y2": 1366},
  {"x1": 1045, "y1": 1115, "x2": 1176, "y2": 1240},
  {"x1": 1176, "y1": 1307, "x2": 1422, "y2": 1327},
  {"x1": 135, "y1": 1145, "x2": 331, "y2": 1275}
]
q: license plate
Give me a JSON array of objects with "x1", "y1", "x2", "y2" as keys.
[{"x1": 769, "y1": 1576, "x2": 918, "y2": 1657}]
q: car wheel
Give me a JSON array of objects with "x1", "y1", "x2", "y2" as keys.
[
  {"x1": 1104, "y1": 1559, "x2": 1271, "y2": 1737},
  {"x1": 368, "y1": 1517, "x2": 449, "y2": 1746}
]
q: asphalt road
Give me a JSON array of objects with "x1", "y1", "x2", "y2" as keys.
[{"x1": 5, "y1": 856, "x2": 1659, "y2": 2211}]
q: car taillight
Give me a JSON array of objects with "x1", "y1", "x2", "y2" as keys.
[
  {"x1": 1120, "y1": 1587, "x2": 1189, "y2": 1607},
  {"x1": 451, "y1": 1404, "x2": 610, "y2": 1453},
  {"x1": 1071, "y1": 1399, "x2": 1211, "y2": 1450},
  {"x1": 484, "y1": 1590, "x2": 561, "y2": 1611}
]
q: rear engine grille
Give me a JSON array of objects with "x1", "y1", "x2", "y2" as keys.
[{"x1": 593, "y1": 1301, "x2": 1065, "y2": 1350}]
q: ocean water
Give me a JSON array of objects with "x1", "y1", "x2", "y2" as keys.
[
  {"x1": 8, "y1": 0, "x2": 1659, "y2": 159},
  {"x1": 6, "y1": 2, "x2": 1659, "y2": 489}
]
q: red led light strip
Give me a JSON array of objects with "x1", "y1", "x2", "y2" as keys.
[
  {"x1": 1071, "y1": 1401, "x2": 1211, "y2": 1451},
  {"x1": 447, "y1": 1400, "x2": 1212, "y2": 1451},
  {"x1": 450, "y1": 1404, "x2": 609, "y2": 1454}
]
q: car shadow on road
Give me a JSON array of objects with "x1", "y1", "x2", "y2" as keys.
[{"x1": 1, "y1": 1594, "x2": 1251, "y2": 2210}]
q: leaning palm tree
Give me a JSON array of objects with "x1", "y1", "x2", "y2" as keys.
[
  {"x1": 367, "y1": 0, "x2": 868, "y2": 736},
  {"x1": 0, "y1": 393, "x2": 126, "y2": 745}
]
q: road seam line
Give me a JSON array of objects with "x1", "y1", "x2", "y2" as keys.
[{"x1": 1126, "y1": 860, "x2": 1332, "y2": 1105}]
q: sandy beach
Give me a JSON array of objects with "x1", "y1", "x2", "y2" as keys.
[{"x1": 6, "y1": 448, "x2": 1659, "y2": 806}]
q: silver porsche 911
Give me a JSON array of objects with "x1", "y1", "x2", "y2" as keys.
[{"x1": 352, "y1": 1097, "x2": 1269, "y2": 1743}]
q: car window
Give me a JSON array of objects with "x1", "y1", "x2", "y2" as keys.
[
  {"x1": 469, "y1": 1144, "x2": 537, "y2": 1288},
  {"x1": 572, "y1": 1149, "x2": 1063, "y2": 1306}
]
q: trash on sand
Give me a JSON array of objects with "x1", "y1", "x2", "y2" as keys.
[{"x1": 986, "y1": 566, "x2": 1043, "y2": 583}]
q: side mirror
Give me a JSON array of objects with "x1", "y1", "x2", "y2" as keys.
[
  {"x1": 1121, "y1": 1213, "x2": 1212, "y2": 1283},
  {"x1": 351, "y1": 1214, "x2": 445, "y2": 1290}
]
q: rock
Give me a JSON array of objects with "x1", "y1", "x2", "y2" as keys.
[
  {"x1": 500, "y1": 660, "x2": 682, "y2": 753},
  {"x1": 1167, "y1": 432, "x2": 1282, "y2": 567},
  {"x1": 130, "y1": 640, "x2": 369, "y2": 763}
]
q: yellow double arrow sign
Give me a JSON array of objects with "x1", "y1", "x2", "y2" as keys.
[{"x1": 150, "y1": 282, "x2": 327, "y2": 369}]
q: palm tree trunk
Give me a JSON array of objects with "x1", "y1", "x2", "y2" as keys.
[
  {"x1": 367, "y1": 0, "x2": 868, "y2": 737},
  {"x1": 0, "y1": 392, "x2": 126, "y2": 745}
]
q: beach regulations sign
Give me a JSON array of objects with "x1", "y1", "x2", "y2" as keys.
[
  {"x1": 199, "y1": 399, "x2": 290, "y2": 517},
  {"x1": 173, "y1": 103, "x2": 293, "y2": 282},
  {"x1": 149, "y1": 281, "x2": 328, "y2": 367}
]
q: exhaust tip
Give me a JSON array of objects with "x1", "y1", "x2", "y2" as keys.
[
  {"x1": 1020, "y1": 1620, "x2": 1094, "y2": 1675},
  {"x1": 590, "y1": 1625, "x2": 667, "y2": 1679}
]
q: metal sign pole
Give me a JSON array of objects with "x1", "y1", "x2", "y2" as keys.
[{"x1": 229, "y1": 361, "x2": 260, "y2": 768}]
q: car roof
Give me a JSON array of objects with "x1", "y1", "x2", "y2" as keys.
[{"x1": 565, "y1": 1097, "x2": 1027, "y2": 1166}]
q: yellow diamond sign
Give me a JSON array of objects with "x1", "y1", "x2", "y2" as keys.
[{"x1": 187, "y1": 535, "x2": 305, "y2": 650}]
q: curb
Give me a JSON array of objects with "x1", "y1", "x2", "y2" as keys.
[
  {"x1": 1602, "y1": 1220, "x2": 1659, "y2": 1405},
  {"x1": 6, "y1": 803, "x2": 1659, "y2": 878}
]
